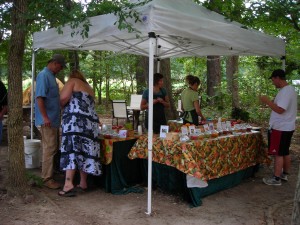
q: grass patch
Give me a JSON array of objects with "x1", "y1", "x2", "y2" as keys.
[{"x1": 26, "y1": 171, "x2": 43, "y2": 187}]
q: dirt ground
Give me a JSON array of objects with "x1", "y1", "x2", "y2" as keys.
[{"x1": 0, "y1": 124, "x2": 299, "y2": 225}]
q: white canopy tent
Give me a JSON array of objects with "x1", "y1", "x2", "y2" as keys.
[
  {"x1": 32, "y1": 0, "x2": 285, "y2": 215},
  {"x1": 33, "y1": 0, "x2": 285, "y2": 57}
]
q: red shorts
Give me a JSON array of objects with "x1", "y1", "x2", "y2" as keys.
[{"x1": 268, "y1": 129, "x2": 294, "y2": 156}]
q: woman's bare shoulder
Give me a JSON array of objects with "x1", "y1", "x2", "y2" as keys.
[{"x1": 72, "y1": 80, "x2": 94, "y2": 97}]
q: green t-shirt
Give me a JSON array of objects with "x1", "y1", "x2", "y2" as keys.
[{"x1": 181, "y1": 88, "x2": 199, "y2": 122}]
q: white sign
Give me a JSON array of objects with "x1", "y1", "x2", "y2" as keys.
[
  {"x1": 209, "y1": 122, "x2": 214, "y2": 131},
  {"x1": 203, "y1": 124, "x2": 209, "y2": 132},
  {"x1": 181, "y1": 126, "x2": 189, "y2": 135},
  {"x1": 222, "y1": 122, "x2": 227, "y2": 130},
  {"x1": 160, "y1": 125, "x2": 169, "y2": 138},
  {"x1": 189, "y1": 125, "x2": 196, "y2": 135},
  {"x1": 118, "y1": 129, "x2": 127, "y2": 138}
]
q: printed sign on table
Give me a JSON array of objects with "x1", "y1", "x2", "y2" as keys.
[
  {"x1": 226, "y1": 121, "x2": 231, "y2": 129},
  {"x1": 195, "y1": 128, "x2": 202, "y2": 135},
  {"x1": 181, "y1": 126, "x2": 189, "y2": 135},
  {"x1": 203, "y1": 124, "x2": 209, "y2": 132},
  {"x1": 160, "y1": 125, "x2": 169, "y2": 138},
  {"x1": 189, "y1": 125, "x2": 196, "y2": 135},
  {"x1": 118, "y1": 129, "x2": 127, "y2": 138}
]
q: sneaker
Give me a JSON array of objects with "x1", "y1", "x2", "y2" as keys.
[
  {"x1": 280, "y1": 173, "x2": 288, "y2": 181},
  {"x1": 43, "y1": 179, "x2": 61, "y2": 189},
  {"x1": 262, "y1": 177, "x2": 281, "y2": 186}
]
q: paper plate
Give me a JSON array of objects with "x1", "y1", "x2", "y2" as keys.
[{"x1": 251, "y1": 130, "x2": 260, "y2": 133}]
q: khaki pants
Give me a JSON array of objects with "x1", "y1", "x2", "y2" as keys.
[{"x1": 41, "y1": 126, "x2": 58, "y2": 181}]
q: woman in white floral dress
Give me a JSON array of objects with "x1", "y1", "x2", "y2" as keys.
[{"x1": 59, "y1": 70, "x2": 101, "y2": 197}]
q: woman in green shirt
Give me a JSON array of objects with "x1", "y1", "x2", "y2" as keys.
[{"x1": 181, "y1": 75, "x2": 205, "y2": 125}]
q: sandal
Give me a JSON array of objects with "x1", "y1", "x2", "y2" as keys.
[
  {"x1": 58, "y1": 188, "x2": 76, "y2": 197},
  {"x1": 75, "y1": 185, "x2": 88, "y2": 193}
]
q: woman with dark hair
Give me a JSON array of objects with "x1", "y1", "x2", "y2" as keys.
[
  {"x1": 181, "y1": 75, "x2": 205, "y2": 125},
  {"x1": 140, "y1": 73, "x2": 170, "y2": 133}
]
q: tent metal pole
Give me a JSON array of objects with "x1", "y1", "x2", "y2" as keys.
[
  {"x1": 146, "y1": 32, "x2": 156, "y2": 215},
  {"x1": 281, "y1": 56, "x2": 286, "y2": 70},
  {"x1": 156, "y1": 43, "x2": 161, "y2": 73},
  {"x1": 30, "y1": 50, "x2": 37, "y2": 139}
]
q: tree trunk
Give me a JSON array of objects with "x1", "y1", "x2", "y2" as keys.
[
  {"x1": 292, "y1": 164, "x2": 300, "y2": 225},
  {"x1": 135, "y1": 56, "x2": 148, "y2": 94},
  {"x1": 159, "y1": 58, "x2": 177, "y2": 120},
  {"x1": 68, "y1": 50, "x2": 79, "y2": 71},
  {"x1": 95, "y1": 51, "x2": 104, "y2": 105},
  {"x1": 7, "y1": 0, "x2": 30, "y2": 196},
  {"x1": 91, "y1": 51, "x2": 102, "y2": 105},
  {"x1": 226, "y1": 56, "x2": 239, "y2": 108},
  {"x1": 105, "y1": 60, "x2": 110, "y2": 105},
  {"x1": 206, "y1": 56, "x2": 221, "y2": 104}
]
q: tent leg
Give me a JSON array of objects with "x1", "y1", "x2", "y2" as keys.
[
  {"x1": 281, "y1": 56, "x2": 286, "y2": 71},
  {"x1": 146, "y1": 32, "x2": 156, "y2": 216},
  {"x1": 156, "y1": 59, "x2": 160, "y2": 73},
  {"x1": 156, "y1": 43, "x2": 161, "y2": 73},
  {"x1": 30, "y1": 50, "x2": 37, "y2": 140}
]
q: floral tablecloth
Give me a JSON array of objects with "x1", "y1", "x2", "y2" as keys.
[
  {"x1": 128, "y1": 132, "x2": 271, "y2": 181},
  {"x1": 100, "y1": 136, "x2": 138, "y2": 165}
]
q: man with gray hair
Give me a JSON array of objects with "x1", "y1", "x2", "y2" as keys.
[{"x1": 35, "y1": 54, "x2": 66, "y2": 189}]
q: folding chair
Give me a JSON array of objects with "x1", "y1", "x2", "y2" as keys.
[
  {"x1": 129, "y1": 94, "x2": 142, "y2": 109},
  {"x1": 111, "y1": 100, "x2": 132, "y2": 126},
  {"x1": 127, "y1": 94, "x2": 146, "y2": 130}
]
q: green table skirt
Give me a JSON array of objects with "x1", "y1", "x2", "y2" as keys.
[
  {"x1": 99, "y1": 138, "x2": 144, "y2": 194},
  {"x1": 141, "y1": 160, "x2": 258, "y2": 207}
]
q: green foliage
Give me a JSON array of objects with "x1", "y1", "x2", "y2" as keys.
[
  {"x1": 231, "y1": 107, "x2": 250, "y2": 121},
  {"x1": 246, "y1": 0, "x2": 300, "y2": 75},
  {"x1": 95, "y1": 103, "x2": 110, "y2": 115},
  {"x1": 0, "y1": 0, "x2": 299, "y2": 125},
  {"x1": 26, "y1": 171, "x2": 43, "y2": 187}
]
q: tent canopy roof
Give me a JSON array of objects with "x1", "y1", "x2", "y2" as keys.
[{"x1": 33, "y1": 0, "x2": 285, "y2": 58}]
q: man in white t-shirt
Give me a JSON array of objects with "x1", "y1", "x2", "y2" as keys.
[{"x1": 259, "y1": 69, "x2": 297, "y2": 186}]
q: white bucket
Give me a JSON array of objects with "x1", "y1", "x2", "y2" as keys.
[{"x1": 24, "y1": 139, "x2": 41, "y2": 169}]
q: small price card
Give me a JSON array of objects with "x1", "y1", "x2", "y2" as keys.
[
  {"x1": 226, "y1": 121, "x2": 231, "y2": 129},
  {"x1": 194, "y1": 128, "x2": 202, "y2": 135},
  {"x1": 118, "y1": 129, "x2": 127, "y2": 138},
  {"x1": 181, "y1": 126, "x2": 188, "y2": 135},
  {"x1": 203, "y1": 124, "x2": 209, "y2": 132},
  {"x1": 160, "y1": 125, "x2": 169, "y2": 138},
  {"x1": 209, "y1": 122, "x2": 214, "y2": 131},
  {"x1": 189, "y1": 125, "x2": 196, "y2": 135},
  {"x1": 222, "y1": 122, "x2": 227, "y2": 130}
]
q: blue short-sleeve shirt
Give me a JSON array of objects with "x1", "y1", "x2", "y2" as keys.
[{"x1": 34, "y1": 67, "x2": 60, "y2": 127}]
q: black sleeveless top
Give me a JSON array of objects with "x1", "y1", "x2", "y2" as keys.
[{"x1": 143, "y1": 88, "x2": 167, "y2": 134}]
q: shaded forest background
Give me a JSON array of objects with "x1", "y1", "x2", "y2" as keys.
[{"x1": 1, "y1": 0, "x2": 299, "y2": 123}]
